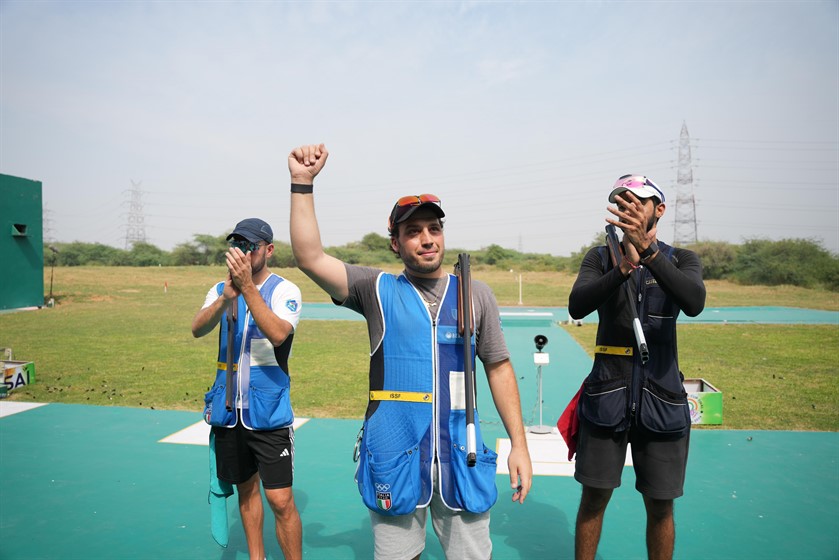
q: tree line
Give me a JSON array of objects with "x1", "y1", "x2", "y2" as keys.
[{"x1": 43, "y1": 232, "x2": 839, "y2": 291}]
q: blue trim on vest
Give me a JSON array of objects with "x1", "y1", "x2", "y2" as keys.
[
  {"x1": 356, "y1": 273, "x2": 498, "y2": 515},
  {"x1": 203, "y1": 274, "x2": 294, "y2": 430}
]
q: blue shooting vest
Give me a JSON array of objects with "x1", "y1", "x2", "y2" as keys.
[
  {"x1": 355, "y1": 273, "x2": 498, "y2": 515},
  {"x1": 203, "y1": 274, "x2": 294, "y2": 430}
]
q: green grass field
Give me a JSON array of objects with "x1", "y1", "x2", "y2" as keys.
[{"x1": 1, "y1": 266, "x2": 836, "y2": 430}]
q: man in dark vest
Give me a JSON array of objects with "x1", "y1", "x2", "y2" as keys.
[{"x1": 569, "y1": 175, "x2": 706, "y2": 560}]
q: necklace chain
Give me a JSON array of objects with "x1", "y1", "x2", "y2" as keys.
[{"x1": 407, "y1": 275, "x2": 442, "y2": 309}]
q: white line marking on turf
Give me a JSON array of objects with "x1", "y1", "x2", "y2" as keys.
[
  {"x1": 0, "y1": 401, "x2": 48, "y2": 418},
  {"x1": 496, "y1": 430, "x2": 632, "y2": 477},
  {"x1": 159, "y1": 417, "x2": 311, "y2": 445}
]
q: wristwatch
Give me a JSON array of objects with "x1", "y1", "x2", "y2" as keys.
[{"x1": 639, "y1": 242, "x2": 659, "y2": 262}]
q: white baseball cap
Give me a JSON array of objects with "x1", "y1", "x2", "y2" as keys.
[{"x1": 608, "y1": 175, "x2": 665, "y2": 203}]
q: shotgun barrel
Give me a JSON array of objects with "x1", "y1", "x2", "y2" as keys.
[
  {"x1": 225, "y1": 302, "x2": 237, "y2": 411},
  {"x1": 605, "y1": 225, "x2": 649, "y2": 364},
  {"x1": 456, "y1": 253, "x2": 477, "y2": 467}
]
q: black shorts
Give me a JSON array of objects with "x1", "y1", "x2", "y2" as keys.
[
  {"x1": 212, "y1": 423, "x2": 295, "y2": 489},
  {"x1": 574, "y1": 418, "x2": 689, "y2": 500}
]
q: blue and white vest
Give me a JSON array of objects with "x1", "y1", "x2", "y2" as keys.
[
  {"x1": 203, "y1": 274, "x2": 294, "y2": 430},
  {"x1": 355, "y1": 273, "x2": 498, "y2": 515}
]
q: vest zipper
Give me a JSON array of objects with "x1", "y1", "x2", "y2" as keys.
[
  {"x1": 407, "y1": 276, "x2": 441, "y2": 504},
  {"x1": 431, "y1": 314, "x2": 441, "y2": 495},
  {"x1": 405, "y1": 274, "x2": 448, "y2": 505}
]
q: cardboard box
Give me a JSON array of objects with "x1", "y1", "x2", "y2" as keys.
[
  {"x1": 2, "y1": 360, "x2": 35, "y2": 396},
  {"x1": 685, "y1": 378, "x2": 722, "y2": 425}
]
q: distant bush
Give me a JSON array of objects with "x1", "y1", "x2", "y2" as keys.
[
  {"x1": 42, "y1": 234, "x2": 839, "y2": 292},
  {"x1": 125, "y1": 242, "x2": 171, "y2": 266},
  {"x1": 49, "y1": 242, "x2": 125, "y2": 266},
  {"x1": 467, "y1": 244, "x2": 566, "y2": 272},
  {"x1": 567, "y1": 232, "x2": 605, "y2": 273},
  {"x1": 359, "y1": 232, "x2": 391, "y2": 253},
  {"x1": 269, "y1": 241, "x2": 297, "y2": 269},
  {"x1": 730, "y1": 238, "x2": 839, "y2": 291},
  {"x1": 686, "y1": 241, "x2": 738, "y2": 280},
  {"x1": 170, "y1": 242, "x2": 203, "y2": 266},
  {"x1": 480, "y1": 244, "x2": 516, "y2": 266}
]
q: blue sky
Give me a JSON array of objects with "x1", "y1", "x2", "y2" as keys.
[{"x1": 2, "y1": 0, "x2": 837, "y2": 256}]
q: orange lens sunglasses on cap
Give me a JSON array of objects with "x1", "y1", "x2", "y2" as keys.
[{"x1": 388, "y1": 194, "x2": 442, "y2": 232}]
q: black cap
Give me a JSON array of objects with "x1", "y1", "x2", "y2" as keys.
[{"x1": 387, "y1": 194, "x2": 445, "y2": 234}]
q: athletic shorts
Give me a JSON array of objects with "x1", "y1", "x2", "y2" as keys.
[
  {"x1": 574, "y1": 418, "x2": 689, "y2": 500},
  {"x1": 212, "y1": 423, "x2": 294, "y2": 489},
  {"x1": 369, "y1": 480, "x2": 491, "y2": 560}
]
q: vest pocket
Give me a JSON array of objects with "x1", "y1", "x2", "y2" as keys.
[
  {"x1": 203, "y1": 385, "x2": 235, "y2": 427},
  {"x1": 579, "y1": 376, "x2": 628, "y2": 429},
  {"x1": 361, "y1": 445, "x2": 422, "y2": 516},
  {"x1": 638, "y1": 378, "x2": 689, "y2": 437},
  {"x1": 248, "y1": 386, "x2": 293, "y2": 430},
  {"x1": 451, "y1": 444, "x2": 498, "y2": 513}
]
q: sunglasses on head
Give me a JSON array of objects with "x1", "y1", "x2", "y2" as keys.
[
  {"x1": 228, "y1": 239, "x2": 263, "y2": 253},
  {"x1": 388, "y1": 194, "x2": 442, "y2": 231},
  {"x1": 614, "y1": 175, "x2": 665, "y2": 202}
]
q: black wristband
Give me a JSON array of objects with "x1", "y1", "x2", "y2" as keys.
[
  {"x1": 291, "y1": 183, "x2": 314, "y2": 194},
  {"x1": 639, "y1": 242, "x2": 659, "y2": 261}
]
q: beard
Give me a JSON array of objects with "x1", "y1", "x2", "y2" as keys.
[
  {"x1": 402, "y1": 247, "x2": 445, "y2": 275},
  {"x1": 646, "y1": 214, "x2": 658, "y2": 232},
  {"x1": 251, "y1": 253, "x2": 267, "y2": 276}
]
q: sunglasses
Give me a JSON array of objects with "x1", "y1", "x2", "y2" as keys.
[
  {"x1": 613, "y1": 175, "x2": 665, "y2": 202},
  {"x1": 228, "y1": 239, "x2": 264, "y2": 253},
  {"x1": 388, "y1": 194, "x2": 442, "y2": 231}
]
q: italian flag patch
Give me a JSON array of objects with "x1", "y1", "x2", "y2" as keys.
[{"x1": 376, "y1": 491, "x2": 392, "y2": 511}]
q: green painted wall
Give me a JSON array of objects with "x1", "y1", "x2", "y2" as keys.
[{"x1": 0, "y1": 173, "x2": 44, "y2": 310}]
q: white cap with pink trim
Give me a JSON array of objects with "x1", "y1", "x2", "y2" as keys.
[{"x1": 608, "y1": 175, "x2": 665, "y2": 203}]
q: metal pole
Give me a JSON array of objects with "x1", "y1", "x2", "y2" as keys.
[
  {"x1": 528, "y1": 359, "x2": 552, "y2": 434},
  {"x1": 48, "y1": 260, "x2": 55, "y2": 301},
  {"x1": 538, "y1": 364, "x2": 543, "y2": 427}
]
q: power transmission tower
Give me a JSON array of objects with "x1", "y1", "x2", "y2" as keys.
[
  {"x1": 124, "y1": 180, "x2": 147, "y2": 249},
  {"x1": 672, "y1": 121, "x2": 698, "y2": 246}
]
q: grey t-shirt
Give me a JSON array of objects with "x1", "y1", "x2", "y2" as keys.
[{"x1": 337, "y1": 264, "x2": 510, "y2": 366}]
